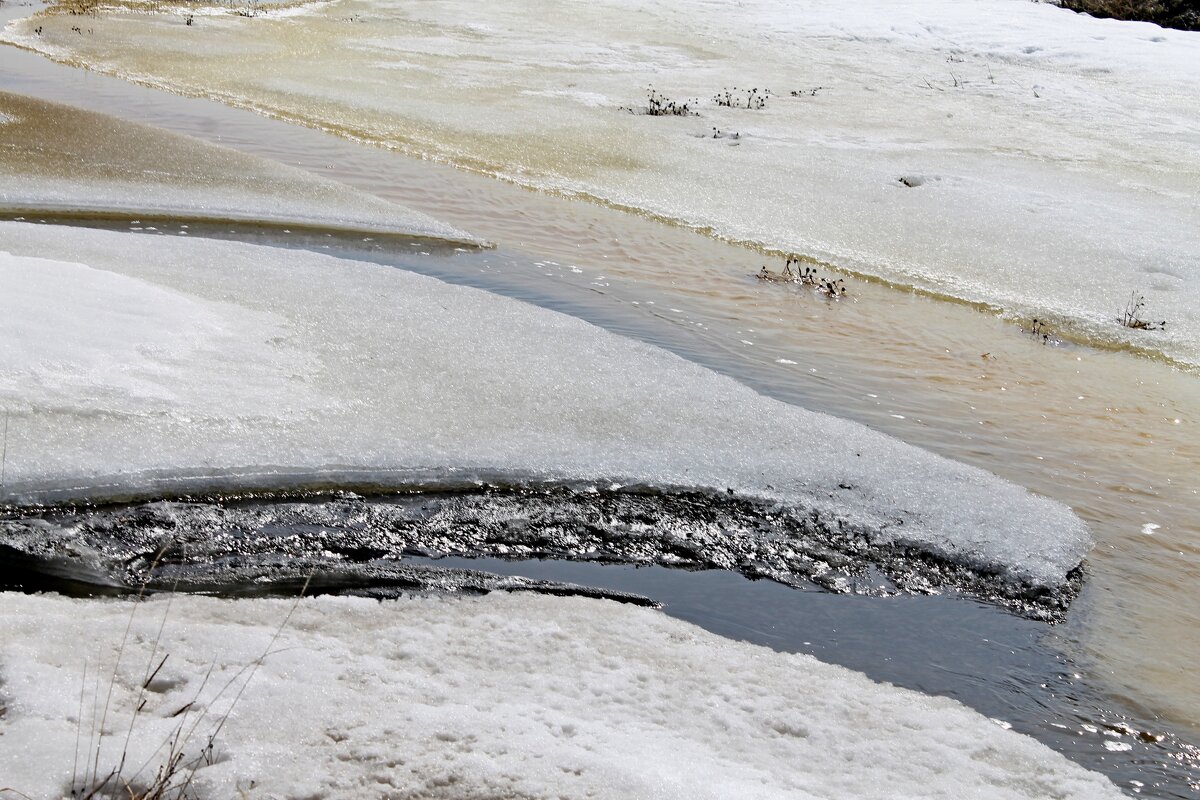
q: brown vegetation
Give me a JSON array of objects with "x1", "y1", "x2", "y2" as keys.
[
  {"x1": 1057, "y1": 0, "x2": 1200, "y2": 31},
  {"x1": 1118, "y1": 291, "x2": 1167, "y2": 331}
]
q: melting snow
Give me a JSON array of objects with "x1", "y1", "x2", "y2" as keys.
[
  {"x1": 0, "y1": 591, "x2": 1124, "y2": 799},
  {"x1": 8, "y1": 0, "x2": 1196, "y2": 362},
  {"x1": 0, "y1": 221, "x2": 1089, "y2": 588}
]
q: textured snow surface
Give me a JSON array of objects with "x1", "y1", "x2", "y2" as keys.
[
  {"x1": 0, "y1": 591, "x2": 1124, "y2": 800},
  {"x1": 0, "y1": 222, "x2": 1089, "y2": 586},
  {"x1": 7, "y1": 0, "x2": 1197, "y2": 363},
  {"x1": 0, "y1": 91, "x2": 482, "y2": 244}
]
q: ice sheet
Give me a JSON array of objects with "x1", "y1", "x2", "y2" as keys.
[
  {"x1": 0, "y1": 222, "x2": 1090, "y2": 587},
  {"x1": 0, "y1": 591, "x2": 1124, "y2": 799},
  {"x1": 6, "y1": 0, "x2": 1197, "y2": 363},
  {"x1": 0, "y1": 91, "x2": 483, "y2": 245}
]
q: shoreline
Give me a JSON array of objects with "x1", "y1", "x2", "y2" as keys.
[
  {"x1": 5, "y1": 0, "x2": 1198, "y2": 368},
  {"x1": 4, "y1": 46, "x2": 1194, "y2": 375}
]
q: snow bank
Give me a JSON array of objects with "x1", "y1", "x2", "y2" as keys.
[
  {"x1": 0, "y1": 91, "x2": 482, "y2": 245},
  {"x1": 7, "y1": 0, "x2": 1197, "y2": 363},
  {"x1": 0, "y1": 221, "x2": 1089, "y2": 587},
  {"x1": 0, "y1": 591, "x2": 1124, "y2": 799}
]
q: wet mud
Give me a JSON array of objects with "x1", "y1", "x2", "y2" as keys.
[{"x1": 1, "y1": 485, "x2": 1081, "y2": 620}]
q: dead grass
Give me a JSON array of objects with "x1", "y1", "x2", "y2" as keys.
[
  {"x1": 1057, "y1": 0, "x2": 1200, "y2": 30},
  {"x1": 0, "y1": 566, "x2": 312, "y2": 800},
  {"x1": 1118, "y1": 291, "x2": 1167, "y2": 331}
]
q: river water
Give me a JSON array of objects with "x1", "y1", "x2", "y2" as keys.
[{"x1": 1, "y1": 0, "x2": 1198, "y2": 795}]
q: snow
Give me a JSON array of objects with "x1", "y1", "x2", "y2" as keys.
[
  {"x1": 0, "y1": 251, "x2": 298, "y2": 406},
  {"x1": 0, "y1": 90, "x2": 482, "y2": 245},
  {"x1": 6, "y1": 0, "x2": 1197, "y2": 363},
  {"x1": 168, "y1": 0, "x2": 340, "y2": 18},
  {"x1": 0, "y1": 221, "x2": 1089, "y2": 588},
  {"x1": 0, "y1": 591, "x2": 1125, "y2": 799}
]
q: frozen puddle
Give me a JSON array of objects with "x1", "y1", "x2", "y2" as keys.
[
  {"x1": 0, "y1": 91, "x2": 482, "y2": 246},
  {"x1": 0, "y1": 591, "x2": 1123, "y2": 799},
  {"x1": 0, "y1": 221, "x2": 1090, "y2": 593}
]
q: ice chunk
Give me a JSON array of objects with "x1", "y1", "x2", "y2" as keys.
[
  {"x1": 0, "y1": 91, "x2": 483, "y2": 245},
  {"x1": 0, "y1": 222, "x2": 1089, "y2": 588},
  {"x1": 0, "y1": 591, "x2": 1124, "y2": 799}
]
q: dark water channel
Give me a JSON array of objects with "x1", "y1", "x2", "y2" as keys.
[{"x1": 1, "y1": 489, "x2": 1197, "y2": 798}]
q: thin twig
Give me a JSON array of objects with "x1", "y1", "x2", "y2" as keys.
[
  {"x1": 73, "y1": 658, "x2": 88, "y2": 797},
  {"x1": 90, "y1": 545, "x2": 168, "y2": 796},
  {"x1": 115, "y1": 546, "x2": 179, "y2": 790},
  {"x1": 88, "y1": 666, "x2": 101, "y2": 790},
  {"x1": 125, "y1": 661, "x2": 215, "y2": 790},
  {"x1": 178, "y1": 574, "x2": 313, "y2": 796}
]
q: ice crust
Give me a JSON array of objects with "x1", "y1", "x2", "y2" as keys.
[
  {"x1": 0, "y1": 91, "x2": 482, "y2": 245},
  {"x1": 0, "y1": 222, "x2": 1089, "y2": 587},
  {"x1": 0, "y1": 591, "x2": 1124, "y2": 799},
  {"x1": 7, "y1": 0, "x2": 1198, "y2": 363}
]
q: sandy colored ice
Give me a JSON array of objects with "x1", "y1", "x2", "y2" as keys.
[
  {"x1": 6, "y1": 0, "x2": 1197, "y2": 364},
  {"x1": 0, "y1": 90, "x2": 482, "y2": 244}
]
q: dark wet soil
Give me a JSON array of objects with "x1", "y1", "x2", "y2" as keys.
[{"x1": 1, "y1": 486, "x2": 1078, "y2": 619}]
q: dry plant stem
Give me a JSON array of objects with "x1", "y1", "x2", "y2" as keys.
[
  {"x1": 71, "y1": 546, "x2": 169, "y2": 798},
  {"x1": 34, "y1": 556, "x2": 311, "y2": 798},
  {"x1": 0, "y1": 789, "x2": 36, "y2": 800},
  {"x1": 88, "y1": 671, "x2": 101, "y2": 792},
  {"x1": 114, "y1": 568, "x2": 182, "y2": 790},
  {"x1": 73, "y1": 658, "x2": 89, "y2": 796},
  {"x1": 122, "y1": 573, "x2": 311, "y2": 797},
  {"x1": 1118, "y1": 291, "x2": 1165, "y2": 331},
  {"x1": 123, "y1": 660, "x2": 217, "y2": 793},
  {"x1": 178, "y1": 573, "x2": 314, "y2": 795},
  {"x1": 90, "y1": 597, "x2": 137, "y2": 788}
]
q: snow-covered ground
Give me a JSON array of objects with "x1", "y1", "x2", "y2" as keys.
[
  {"x1": 0, "y1": 591, "x2": 1125, "y2": 799},
  {"x1": 0, "y1": 221, "x2": 1090, "y2": 588},
  {"x1": 0, "y1": 91, "x2": 482, "y2": 244},
  {"x1": 7, "y1": 0, "x2": 1197, "y2": 364}
]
